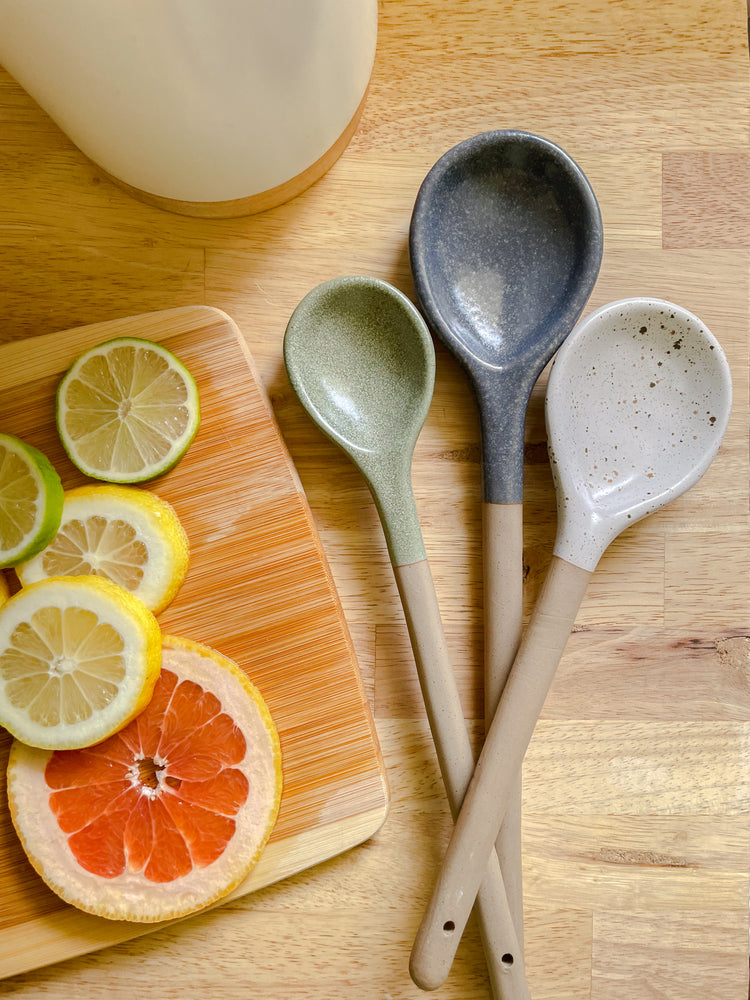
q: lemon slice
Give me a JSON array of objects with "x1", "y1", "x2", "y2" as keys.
[
  {"x1": 17, "y1": 485, "x2": 190, "y2": 614},
  {"x1": 56, "y1": 337, "x2": 200, "y2": 483},
  {"x1": 0, "y1": 433, "x2": 64, "y2": 568},
  {"x1": 0, "y1": 575, "x2": 161, "y2": 750}
]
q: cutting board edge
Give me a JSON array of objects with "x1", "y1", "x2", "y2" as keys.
[
  {"x1": 218, "y1": 305, "x2": 391, "y2": 793},
  {"x1": 0, "y1": 799, "x2": 390, "y2": 980},
  {"x1": 0, "y1": 304, "x2": 231, "y2": 385},
  {"x1": 214, "y1": 306, "x2": 391, "y2": 803}
]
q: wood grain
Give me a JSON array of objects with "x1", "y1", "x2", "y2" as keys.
[
  {"x1": 0, "y1": 306, "x2": 388, "y2": 977},
  {"x1": 0, "y1": 0, "x2": 748, "y2": 997},
  {"x1": 663, "y1": 151, "x2": 750, "y2": 248}
]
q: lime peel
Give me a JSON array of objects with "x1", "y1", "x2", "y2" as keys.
[{"x1": 0, "y1": 433, "x2": 64, "y2": 568}]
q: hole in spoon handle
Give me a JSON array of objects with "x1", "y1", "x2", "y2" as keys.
[
  {"x1": 411, "y1": 557, "x2": 593, "y2": 987},
  {"x1": 393, "y1": 560, "x2": 530, "y2": 998}
]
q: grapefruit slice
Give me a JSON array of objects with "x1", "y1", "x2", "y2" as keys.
[{"x1": 7, "y1": 635, "x2": 282, "y2": 922}]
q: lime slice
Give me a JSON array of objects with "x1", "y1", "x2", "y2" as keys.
[
  {"x1": 17, "y1": 484, "x2": 190, "y2": 614},
  {"x1": 0, "y1": 433, "x2": 64, "y2": 568},
  {"x1": 56, "y1": 337, "x2": 200, "y2": 483},
  {"x1": 0, "y1": 575, "x2": 162, "y2": 750}
]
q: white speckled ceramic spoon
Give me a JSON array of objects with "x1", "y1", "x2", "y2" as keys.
[{"x1": 410, "y1": 297, "x2": 733, "y2": 989}]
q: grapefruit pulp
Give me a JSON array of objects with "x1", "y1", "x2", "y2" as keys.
[{"x1": 7, "y1": 635, "x2": 282, "y2": 922}]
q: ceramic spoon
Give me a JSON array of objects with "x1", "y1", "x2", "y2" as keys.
[
  {"x1": 409, "y1": 297, "x2": 733, "y2": 990},
  {"x1": 409, "y1": 129, "x2": 603, "y2": 946},
  {"x1": 283, "y1": 275, "x2": 530, "y2": 1000}
]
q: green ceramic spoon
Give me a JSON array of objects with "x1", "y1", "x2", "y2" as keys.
[{"x1": 284, "y1": 275, "x2": 530, "y2": 1000}]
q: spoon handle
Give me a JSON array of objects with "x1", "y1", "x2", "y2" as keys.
[
  {"x1": 410, "y1": 555, "x2": 592, "y2": 989},
  {"x1": 483, "y1": 502, "x2": 525, "y2": 945},
  {"x1": 393, "y1": 559, "x2": 530, "y2": 1000}
]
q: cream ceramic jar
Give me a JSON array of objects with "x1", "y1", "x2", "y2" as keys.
[{"x1": 0, "y1": 0, "x2": 377, "y2": 216}]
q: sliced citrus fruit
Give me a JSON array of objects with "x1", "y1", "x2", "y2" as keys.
[
  {"x1": 0, "y1": 572, "x2": 9, "y2": 607},
  {"x1": 7, "y1": 634, "x2": 282, "y2": 922},
  {"x1": 0, "y1": 575, "x2": 161, "y2": 750},
  {"x1": 56, "y1": 337, "x2": 200, "y2": 483},
  {"x1": 17, "y1": 485, "x2": 190, "y2": 614},
  {"x1": 0, "y1": 433, "x2": 64, "y2": 568}
]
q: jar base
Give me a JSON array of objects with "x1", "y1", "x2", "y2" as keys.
[{"x1": 99, "y1": 88, "x2": 368, "y2": 218}]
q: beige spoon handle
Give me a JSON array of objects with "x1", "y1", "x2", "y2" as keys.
[
  {"x1": 410, "y1": 555, "x2": 592, "y2": 989},
  {"x1": 393, "y1": 560, "x2": 530, "y2": 1000},
  {"x1": 483, "y1": 502, "x2": 524, "y2": 946}
]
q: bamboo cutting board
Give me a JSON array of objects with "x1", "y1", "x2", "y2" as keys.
[{"x1": 0, "y1": 305, "x2": 389, "y2": 978}]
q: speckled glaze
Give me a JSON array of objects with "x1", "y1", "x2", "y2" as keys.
[
  {"x1": 409, "y1": 129, "x2": 603, "y2": 503},
  {"x1": 283, "y1": 275, "x2": 435, "y2": 566},
  {"x1": 546, "y1": 297, "x2": 732, "y2": 572}
]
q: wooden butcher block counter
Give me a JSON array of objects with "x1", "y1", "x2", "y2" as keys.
[{"x1": 0, "y1": 1, "x2": 748, "y2": 998}]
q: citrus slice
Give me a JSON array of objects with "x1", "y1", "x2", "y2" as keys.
[
  {"x1": 7, "y1": 634, "x2": 282, "y2": 922},
  {"x1": 0, "y1": 433, "x2": 64, "y2": 568},
  {"x1": 56, "y1": 337, "x2": 200, "y2": 483},
  {"x1": 0, "y1": 576, "x2": 161, "y2": 750},
  {"x1": 17, "y1": 485, "x2": 190, "y2": 614}
]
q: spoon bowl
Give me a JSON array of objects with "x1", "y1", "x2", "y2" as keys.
[
  {"x1": 410, "y1": 129, "x2": 603, "y2": 499},
  {"x1": 284, "y1": 276, "x2": 434, "y2": 568},
  {"x1": 548, "y1": 297, "x2": 732, "y2": 568},
  {"x1": 285, "y1": 276, "x2": 433, "y2": 470}
]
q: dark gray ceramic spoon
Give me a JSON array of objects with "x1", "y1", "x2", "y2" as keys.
[
  {"x1": 283, "y1": 275, "x2": 530, "y2": 1000},
  {"x1": 409, "y1": 129, "x2": 603, "y2": 964}
]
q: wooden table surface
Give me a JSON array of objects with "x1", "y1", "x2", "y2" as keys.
[{"x1": 1, "y1": 2, "x2": 749, "y2": 998}]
